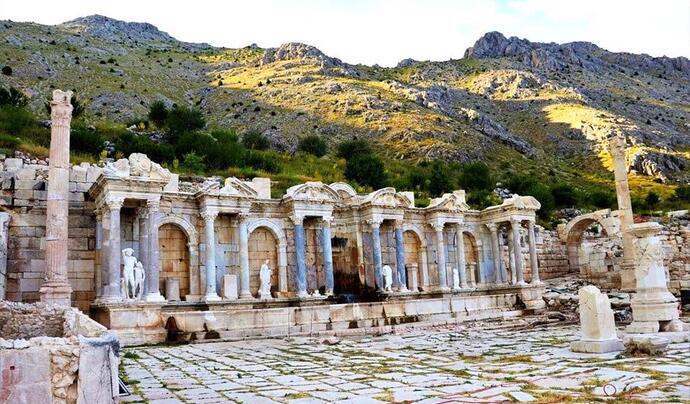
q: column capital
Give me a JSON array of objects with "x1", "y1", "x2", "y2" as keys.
[
  {"x1": 201, "y1": 208, "x2": 219, "y2": 222},
  {"x1": 366, "y1": 218, "x2": 383, "y2": 229},
  {"x1": 321, "y1": 215, "x2": 334, "y2": 225},
  {"x1": 486, "y1": 222, "x2": 498, "y2": 232},
  {"x1": 431, "y1": 220, "x2": 445, "y2": 233},
  {"x1": 510, "y1": 218, "x2": 522, "y2": 227},
  {"x1": 393, "y1": 218, "x2": 404, "y2": 228},
  {"x1": 290, "y1": 214, "x2": 305, "y2": 226},
  {"x1": 135, "y1": 207, "x2": 149, "y2": 219},
  {"x1": 146, "y1": 198, "x2": 160, "y2": 211},
  {"x1": 105, "y1": 196, "x2": 124, "y2": 211}
]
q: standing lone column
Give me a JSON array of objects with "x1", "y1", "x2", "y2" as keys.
[
  {"x1": 487, "y1": 223, "x2": 503, "y2": 284},
  {"x1": 238, "y1": 214, "x2": 252, "y2": 299},
  {"x1": 202, "y1": 208, "x2": 221, "y2": 302},
  {"x1": 100, "y1": 197, "x2": 124, "y2": 302},
  {"x1": 370, "y1": 219, "x2": 384, "y2": 291},
  {"x1": 433, "y1": 222, "x2": 449, "y2": 291},
  {"x1": 527, "y1": 220, "x2": 541, "y2": 284},
  {"x1": 145, "y1": 199, "x2": 165, "y2": 302},
  {"x1": 455, "y1": 223, "x2": 468, "y2": 289},
  {"x1": 292, "y1": 215, "x2": 308, "y2": 297},
  {"x1": 511, "y1": 219, "x2": 526, "y2": 285},
  {"x1": 321, "y1": 216, "x2": 335, "y2": 295},
  {"x1": 394, "y1": 220, "x2": 408, "y2": 292},
  {"x1": 609, "y1": 132, "x2": 636, "y2": 290},
  {"x1": 40, "y1": 90, "x2": 73, "y2": 306}
]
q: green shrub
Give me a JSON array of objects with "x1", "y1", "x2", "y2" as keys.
[
  {"x1": 526, "y1": 183, "x2": 554, "y2": 219},
  {"x1": 467, "y1": 189, "x2": 500, "y2": 209},
  {"x1": 336, "y1": 139, "x2": 372, "y2": 159},
  {"x1": 0, "y1": 133, "x2": 20, "y2": 149},
  {"x1": 589, "y1": 190, "x2": 616, "y2": 209},
  {"x1": 181, "y1": 152, "x2": 205, "y2": 173},
  {"x1": 345, "y1": 153, "x2": 386, "y2": 189},
  {"x1": 0, "y1": 87, "x2": 27, "y2": 107},
  {"x1": 459, "y1": 162, "x2": 493, "y2": 191},
  {"x1": 242, "y1": 130, "x2": 270, "y2": 150},
  {"x1": 165, "y1": 106, "x2": 205, "y2": 137},
  {"x1": 70, "y1": 126, "x2": 104, "y2": 155},
  {"x1": 298, "y1": 135, "x2": 327, "y2": 157},
  {"x1": 429, "y1": 160, "x2": 452, "y2": 197},
  {"x1": 551, "y1": 183, "x2": 578, "y2": 208},
  {"x1": 148, "y1": 100, "x2": 168, "y2": 127},
  {"x1": 674, "y1": 185, "x2": 690, "y2": 202},
  {"x1": 116, "y1": 132, "x2": 174, "y2": 163},
  {"x1": 0, "y1": 106, "x2": 48, "y2": 145},
  {"x1": 244, "y1": 150, "x2": 280, "y2": 173},
  {"x1": 645, "y1": 191, "x2": 660, "y2": 208},
  {"x1": 1, "y1": 66, "x2": 11, "y2": 76}
]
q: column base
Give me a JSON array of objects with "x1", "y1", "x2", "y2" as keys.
[
  {"x1": 297, "y1": 291, "x2": 310, "y2": 298},
  {"x1": 571, "y1": 338, "x2": 624, "y2": 354},
  {"x1": 530, "y1": 280, "x2": 543, "y2": 286},
  {"x1": 204, "y1": 293, "x2": 222, "y2": 302},
  {"x1": 517, "y1": 281, "x2": 527, "y2": 286},
  {"x1": 39, "y1": 282, "x2": 72, "y2": 306},
  {"x1": 144, "y1": 292, "x2": 166, "y2": 303}
]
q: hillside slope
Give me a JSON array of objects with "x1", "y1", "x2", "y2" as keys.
[{"x1": 1, "y1": 16, "x2": 688, "y2": 189}]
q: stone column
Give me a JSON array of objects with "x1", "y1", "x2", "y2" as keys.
[
  {"x1": 136, "y1": 208, "x2": 149, "y2": 297},
  {"x1": 433, "y1": 222, "x2": 449, "y2": 290},
  {"x1": 511, "y1": 219, "x2": 526, "y2": 285},
  {"x1": 0, "y1": 212, "x2": 10, "y2": 300},
  {"x1": 321, "y1": 216, "x2": 335, "y2": 295},
  {"x1": 202, "y1": 208, "x2": 221, "y2": 302},
  {"x1": 527, "y1": 220, "x2": 541, "y2": 284},
  {"x1": 292, "y1": 215, "x2": 308, "y2": 297},
  {"x1": 94, "y1": 210, "x2": 103, "y2": 298},
  {"x1": 455, "y1": 223, "x2": 468, "y2": 289},
  {"x1": 394, "y1": 220, "x2": 408, "y2": 292},
  {"x1": 40, "y1": 90, "x2": 73, "y2": 306},
  {"x1": 145, "y1": 199, "x2": 165, "y2": 302},
  {"x1": 238, "y1": 214, "x2": 252, "y2": 299},
  {"x1": 609, "y1": 132, "x2": 636, "y2": 290},
  {"x1": 369, "y1": 219, "x2": 384, "y2": 291},
  {"x1": 474, "y1": 246, "x2": 482, "y2": 286},
  {"x1": 100, "y1": 197, "x2": 124, "y2": 302},
  {"x1": 487, "y1": 223, "x2": 503, "y2": 284}
]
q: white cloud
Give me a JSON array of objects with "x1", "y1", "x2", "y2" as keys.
[{"x1": 0, "y1": 0, "x2": 687, "y2": 66}]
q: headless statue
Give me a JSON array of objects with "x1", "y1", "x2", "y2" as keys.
[
  {"x1": 382, "y1": 265, "x2": 393, "y2": 292},
  {"x1": 259, "y1": 259, "x2": 272, "y2": 299}
]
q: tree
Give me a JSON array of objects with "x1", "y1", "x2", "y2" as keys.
[
  {"x1": 0, "y1": 87, "x2": 27, "y2": 107},
  {"x1": 526, "y1": 183, "x2": 555, "y2": 220},
  {"x1": 645, "y1": 191, "x2": 660, "y2": 208},
  {"x1": 673, "y1": 185, "x2": 690, "y2": 202},
  {"x1": 242, "y1": 130, "x2": 270, "y2": 150},
  {"x1": 165, "y1": 105, "x2": 205, "y2": 136},
  {"x1": 345, "y1": 153, "x2": 386, "y2": 189},
  {"x1": 298, "y1": 135, "x2": 327, "y2": 157},
  {"x1": 148, "y1": 100, "x2": 168, "y2": 127},
  {"x1": 428, "y1": 161, "x2": 452, "y2": 197},
  {"x1": 459, "y1": 162, "x2": 492, "y2": 191},
  {"x1": 1, "y1": 66, "x2": 11, "y2": 76},
  {"x1": 590, "y1": 190, "x2": 615, "y2": 209},
  {"x1": 551, "y1": 183, "x2": 578, "y2": 208},
  {"x1": 336, "y1": 139, "x2": 372, "y2": 159}
]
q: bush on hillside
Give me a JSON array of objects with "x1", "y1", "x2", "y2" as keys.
[
  {"x1": 674, "y1": 185, "x2": 690, "y2": 202},
  {"x1": 645, "y1": 191, "x2": 660, "y2": 208},
  {"x1": 589, "y1": 190, "x2": 616, "y2": 209},
  {"x1": 0, "y1": 87, "x2": 27, "y2": 107},
  {"x1": 0, "y1": 133, "x2": 20, "y2": 149},
  {"x1": 70, "y1": 126, "x2": 105, "y2": 155},
  {"x1": 298, "y1": 135, "x2": 327, "y2": 157},
  {"x1": 459, "y1": 162, "x2": 492, "y2": 191},
  {"x1": 429, "y1": 160, "x2": 452, "y2": 197},
  {"x1": 148, "y1": 100, "x2": 168, "y2": 127},
  {"x1": 1, "y1": 66, "x2": 11, "y2": 76},
  {"x1": 165, "y1": 106, "x2": 205, "y2": 137},
  {"x1": 244, "y1": 150, "x2": 280, "y2": 173},
  {"x1": 551, "y1": 183, "x2": 578, "y2": 208},
  {"x1": 345, "y1": 153, "x2": 386, "y2": 189},
  {"x1": 242, "y1": 131, "x2": 270, "y2": 150},
  {"x1": 336, "y1": 139, "x2": 372, "y2": 159}
]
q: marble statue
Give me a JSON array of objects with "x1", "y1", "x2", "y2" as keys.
[
  {"x1": 452, "y1": 268, "x2": 460, "y2": 290},
  {"x1": 382, "y1": 265, "x2": 393, "y2": 292},
  {"x1": 122, "y1": 248, "x2": 145, "y2": 300},
  {"x1": 571, "y1": 285, "x2": 623, "y2": 353},
  {"x1": 259, "y1": 259, "x2": 273, "y2": 299}
]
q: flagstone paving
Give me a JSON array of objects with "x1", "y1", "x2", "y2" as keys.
[{"x1": 120, "y1": 320, "x2": 690, "y2": 403}]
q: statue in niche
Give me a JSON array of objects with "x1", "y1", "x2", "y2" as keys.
[
  {"x1": 382, "y1": 265, "x2": 393, "y2": 292},
  {"x1": 452, "y1": 267, "x2": 460, "y2": 290},
  {"x1": 122, "y1": 248, "x2": 145, "y2": 300},
  {"x1": 259, "y1": 259, "x2": 273, "y2": 299}
]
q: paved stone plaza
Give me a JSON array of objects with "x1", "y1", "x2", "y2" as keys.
[{"x1": 120, "y1": 319, "x2": 690, "y2": 403}]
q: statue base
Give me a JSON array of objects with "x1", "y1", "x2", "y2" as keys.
[
  {"x1": 571, "y1": 338, "x2": 624, "y2": 353},
  {"x1": 39, "y1": 281, "x2": 72, "y2": 306}
]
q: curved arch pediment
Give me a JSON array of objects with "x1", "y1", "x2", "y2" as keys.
[
  {"x1": 220, "y1": 177, "x2": 259, "y2": 197},
  {"x1": 328, "y1": 182, "x2": 358, "y2": 202},
  {"x1": 247, "y1": 218, "x2": 287, "y2": 245},
  {"x1": 284, "y1": 181, "x2": 339, "y2": 203},
  {"x1": 155, "y1": 215, "x2": 199, "y2": 247},
  {"x1": 500, "y1": 194, "x2": 541, "y2": 211},
  {"x1": 362, "y1": 187, "x2": 412, "y2": 208},
  {"x1": 427, "y1": 192, "x2": 470, "y2": 212}
]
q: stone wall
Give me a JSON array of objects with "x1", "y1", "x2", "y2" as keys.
[
  {"x1": 535, "y1": 229, "x2": 570, "y2": 280},
  {"x1": 0, "y1": 301, "x2": 119, "y2": 404}
]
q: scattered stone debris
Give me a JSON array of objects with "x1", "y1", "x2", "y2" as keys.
[{"x1": 624, "y1": 336, "x2": 669, "y2": 356}]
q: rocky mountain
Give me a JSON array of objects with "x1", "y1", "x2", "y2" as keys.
[{"x1": 1, "y1": 16, "x2": 688, "y2": 187}]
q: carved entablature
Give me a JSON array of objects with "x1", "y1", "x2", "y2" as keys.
[
  {"x1": 480, "y1": 193, "x2": 541, "y2": 224},
  {"x1": 329, "y1": 182, "x2": 359, "y2": 205},
  {"x1": 500, "y1": 194, "x2": 541, "y2": 211},
  {"x1": 102, "y1": 153, "x2": 172, "y2": 182},
  {"x1": 426, "y1": 191, "x2": 470, "y2": 213},
  {"x1": 361, "y1": 187, "x2": 412, "y2": 209},
  {"x1": 284, "y1": 182, "x2": 339, "y2": 203}
]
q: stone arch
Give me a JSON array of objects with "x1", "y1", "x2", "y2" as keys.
[
  {"x1": 155, "y1": 215, "x2": 200, "y2": 297},
  {"x1": 562, "y1": 210, "x2": 618, "y2": 273},
  {"x1": 247, "y1": 218, "x2": 288, "y2": 293},
  {"x1": 402, "y1": 223, "x2": 429, "y2": 290},
  {"x1": 459, "y1": 230, "x2": 480, "y2": 284},
  {"x1": 158, "y1": 223, "x2": 191, "y2": 298}
]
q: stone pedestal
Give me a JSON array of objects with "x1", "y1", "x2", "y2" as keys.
[
  {"x1": 223, "y1": 274, "x2": 238, "y2": 300},
  {"x1": 406, "y1": 264, "x2": 419, "y2": 292},
  {"x1": 571, "y1": 285, "x2": 623, "y2": 353},
  {"x1": 165, "y1": 278, "x2": 181, "y2": 302},
  {"x1": 625, "y1": 222, "x2": 685, "y2": 334}
]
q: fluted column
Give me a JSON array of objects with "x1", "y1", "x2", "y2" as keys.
[
  {"x1": 369, "y1": 219, "x2": 384, "y2": 291},
  {"x1": 292, "y1": 215, "x2": 308, "y2": 297},
  {"x1": 100, "y1": 197, "x2": 124, "y2": 302},
  {"x1": 202, "y1": 208, "x2": 221, "y2": 301},
  {"x1": 94, "y1": 210, "x2": 103, "y2": 298},
  {"x1": 474, "y1": 246, "x2": 482, "y2": 286},
  {"x1": 40, "y1": 90, "x2": 73, "y2": 306},
  {"x1": 527, "y1": 220, "x2": 541, "y2": 284},
  {"x1": 145, "y1": 199, "x2": 165, "y2": 302},
  {"x1": 511, "y1": 219, "x2": 526, "y2": 285},
  {"x1": 238, "y1": 213, "x2": 252, "y2": 299},
  {"x1": 487, "y1": 223, "x2": 504, "y2": 284},
  {"x1": 455, "y1": 223, "x2": 468, "y2": 289},
  {"x1": 433, "y1": 221, "x2": 449, "y2": 290},
  {"x1": 394, "y1": 220, "x2": 408, "y2": 292},
  {"x1": 321, "y1": 216, "x2": 335, "y2": 295}
]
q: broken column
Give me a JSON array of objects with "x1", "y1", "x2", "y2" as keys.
[
  {"x1": 626, "y1": 222, "x2": 686, "y2": 333},
  {"x1": 608, "y1": 132, "x2": 636, "y2": 290},
  {"x1": 40, "y1": 90, "x2": 73, "y2": 306},
  {"x1": 571, "y1": 285, "x2": 624, "y2": 353}
]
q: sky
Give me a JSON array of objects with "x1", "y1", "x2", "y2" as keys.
[{"x1": 1, "y1": 0, "x2": 688, "y2": 66}]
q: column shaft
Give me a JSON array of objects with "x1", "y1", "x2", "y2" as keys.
[
  {"x1": 455, "y1": 225, "x2": 467, "y2": 289},
  {"x1": 371, "y1": 223, "x2": 384, "y2": 290},
  {"x1": 394, "y1": 226, "x2": 408, "y2": 291},
  {"x1": 511, "y1": 220, "x2": 526, "y2": 285},
  {"x1": 294, "y1": 218, "x2": 308, "y2": 297},
  {"x1": 238, "y1": 216, "x2": 251, "y2": 298},
  {"x1": 145, "y1": 200, "x2": 165, "y2": 302},
  {"x1": 321, "y1": 219, "x2": 334, "y2": 294},
  {"x1": 435, "y1": 225, "x2": 448, "y2": 290},
  {"x1": 101, "y1": 200, "x2": 123, "y2": 301},
  {"x1": 528, "y1": 220, "x2": 541, "y2": 284},
  {"x1": 203, "y1": 210, "x2": 220, "y2": 301}
]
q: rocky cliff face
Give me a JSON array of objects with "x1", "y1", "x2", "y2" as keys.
[{"x1": 0, "y1": 16, "x2": 688, "y2": 185}]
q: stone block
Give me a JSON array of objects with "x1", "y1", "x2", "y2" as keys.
[
  {"x1": 0, "y1": 347, "x2": 52, "y2": 403},
  {"x1": 163, "y1": 174, "x2": 179, "y2": 193},
  {"x1": 86, "y1": 166, "x2": 103, "y2": 183},
  {"x1": 223, "y1": 274, "x2": 238, "y2": 300},
  {"x1": 165, "y1": 278, "x2": 181, "y2": 301},
  {"x1": 70, "y1": 166, "x2": 87, "y2": 182},
  {"x1": 77, "y1": 335, "x2": 118, "y2": 404},
  {"x1": 4, "y1": 158, "x2": 24, "y2": 171}
]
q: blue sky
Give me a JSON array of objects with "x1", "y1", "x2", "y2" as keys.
[{"x1": 1, "y1": 0, "x2": 688, "y2": 66}]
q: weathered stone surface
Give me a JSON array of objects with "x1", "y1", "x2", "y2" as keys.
[{"x1": 0, "y1": 347, "x2": 52, "y2": 404}]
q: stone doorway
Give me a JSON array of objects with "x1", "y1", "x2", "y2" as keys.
[
  {"x1": 159, "y1": 223, "x2": 190, "y2": 298},
  {"x1": 248, "y1": 227, "x2": 278, "y2": 297}
]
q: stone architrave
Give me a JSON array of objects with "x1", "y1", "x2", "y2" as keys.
[
  {"x1": 40, "y1": 90, "x2": 73, "y2": 306},
  {"x1": 571, "y1": 285, "x2": 624, "y2": 353},
  {"x1": 0, "y1": 212, "x2": 10, "y2": 300},
  {"x1": 626, "y1": 222, "x2": 686, "y2": 333}
]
